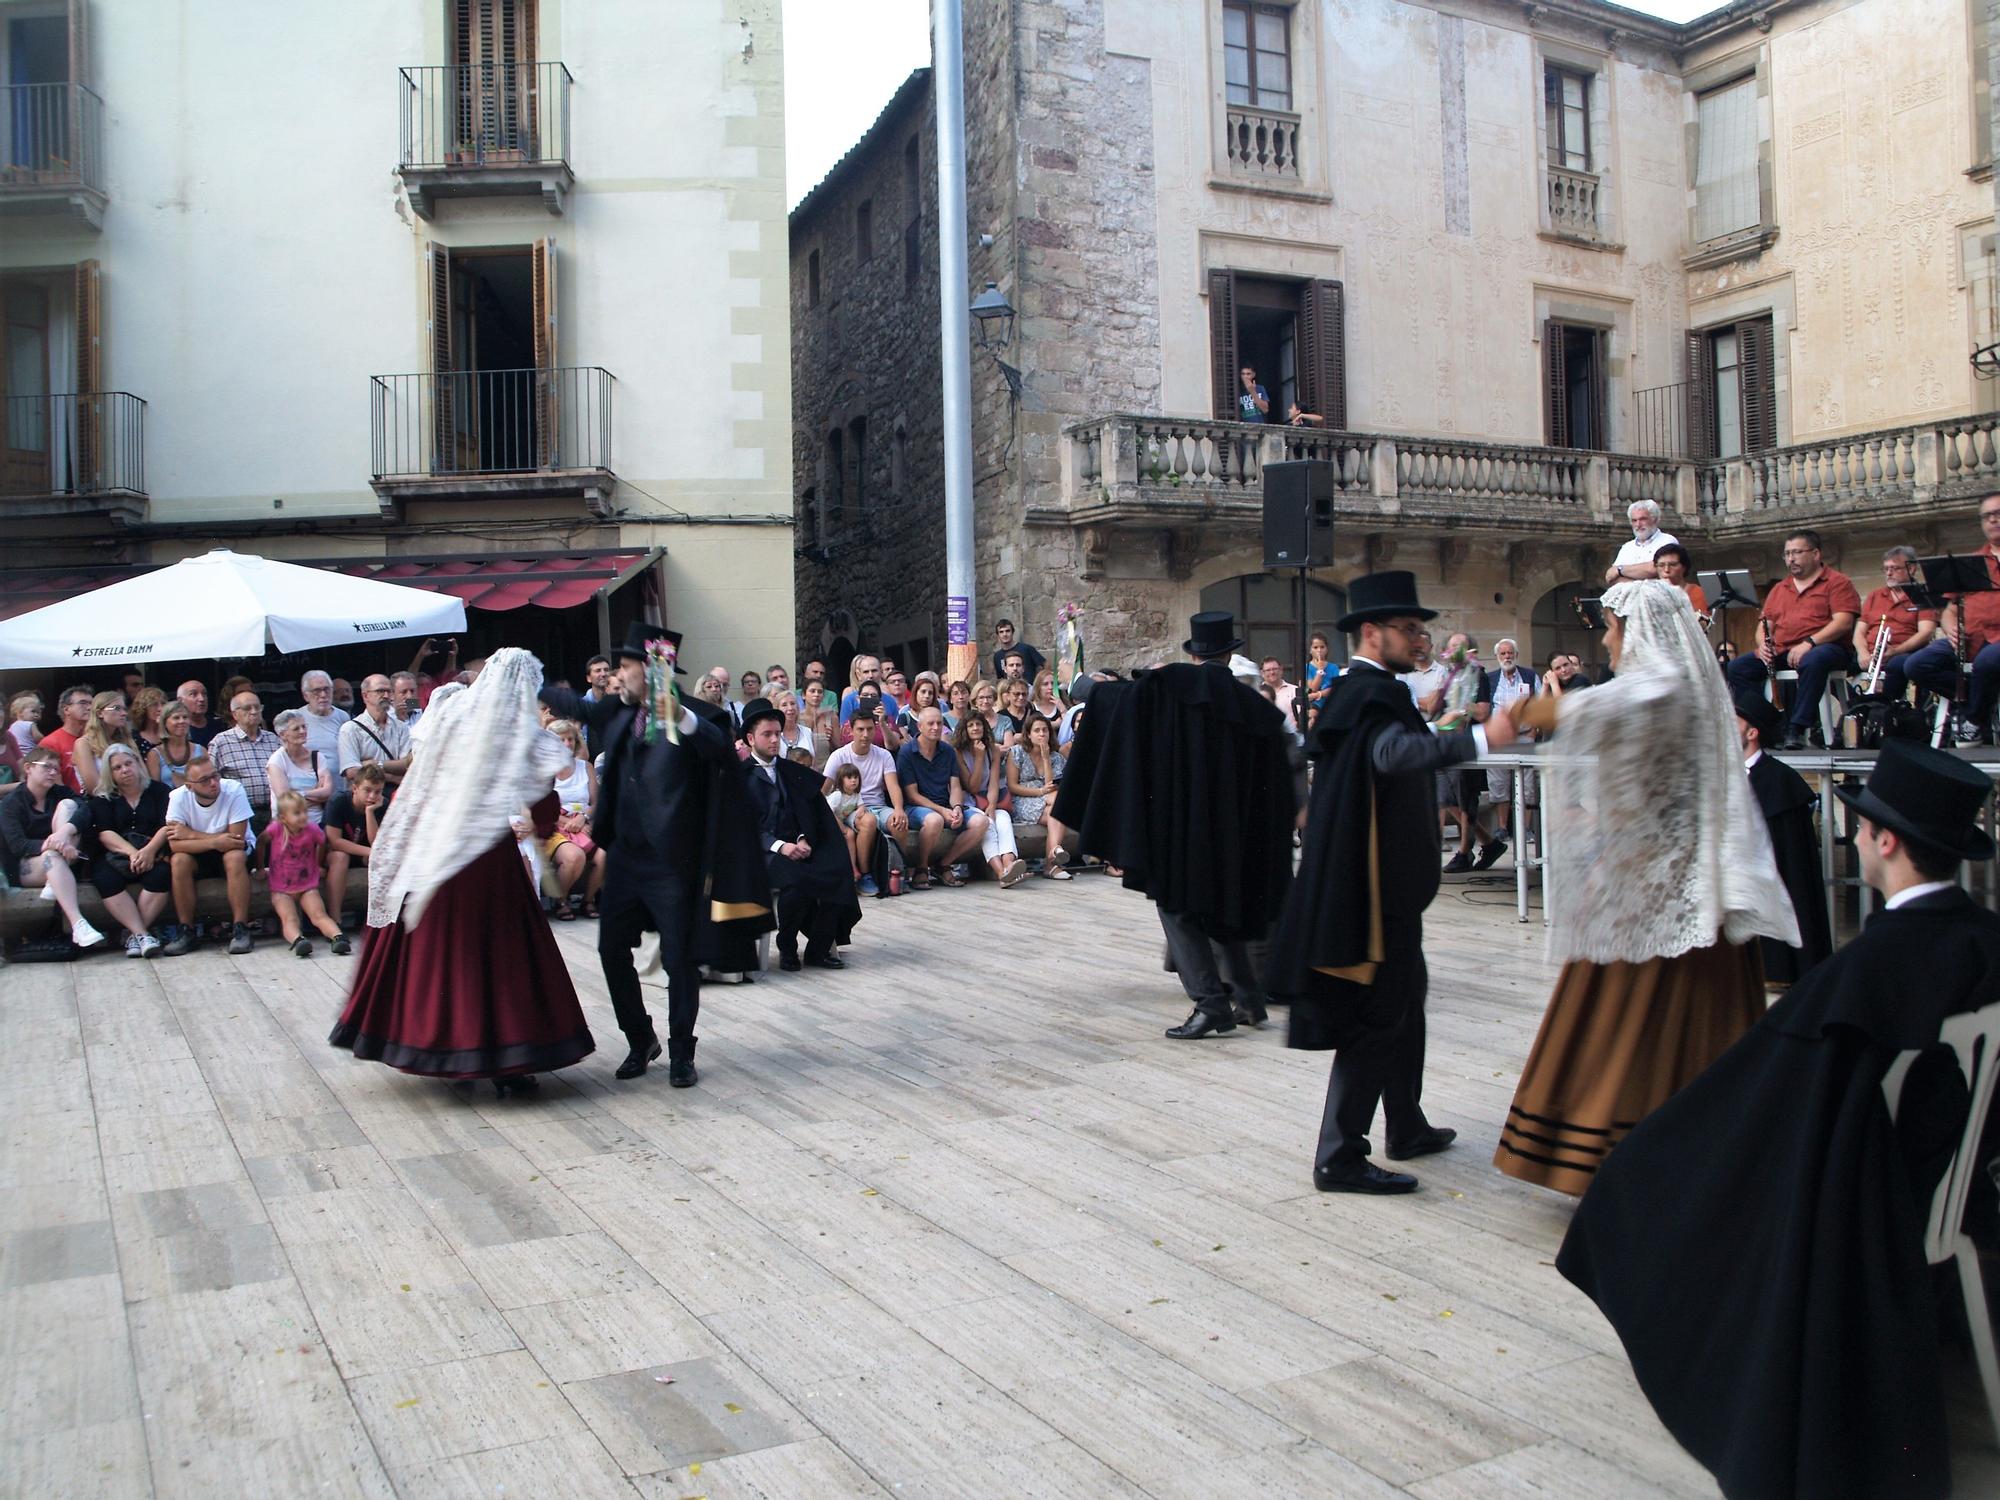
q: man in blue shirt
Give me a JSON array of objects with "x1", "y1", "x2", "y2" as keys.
[{"x1": 895, "y1": 707, "x2": 990, "y2": 888}]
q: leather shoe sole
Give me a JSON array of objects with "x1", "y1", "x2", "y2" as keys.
[
  {"x1": 1314, "y1": 1163, "x2": 1419, "y2": 1194},
  {"x1": 1385, "y1": 1126, "x2": 1458, "y2": 1162},
  {"x1": 1165, "y1": 1012, "x2": 1236, "y2": 1040},
  {"x1": 615, "y1": 1039, "x2": 662, "y2": 1080}
]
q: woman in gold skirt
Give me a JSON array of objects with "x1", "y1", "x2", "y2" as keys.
[{"x1": 1496, "y1": 581, "x2": 1801, "y2": 1196}]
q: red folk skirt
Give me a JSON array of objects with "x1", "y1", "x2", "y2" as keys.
[{"x1": 329, "y1": 832, "x2": 595, "y2": 1079}]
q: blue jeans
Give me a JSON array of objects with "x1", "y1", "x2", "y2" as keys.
[
  {"x1": 1726, "y1": 643, "x2": 1857, "y2": 731},
  {"x1": 1906, "y1": 639, "x2": 2000, "y2": 726}
]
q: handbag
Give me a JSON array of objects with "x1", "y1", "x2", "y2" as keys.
[{"x1": 1844, "y1": 695, "x2": 1927, "y2": 749}]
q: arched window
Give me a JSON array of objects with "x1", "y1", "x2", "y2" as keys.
[
  {"x1": 1198, "y1": 573, "x2": 1348, "y2": 677},
  {"x1": 1531, "y1": 580, "x2": 1605, "y2": 672}
]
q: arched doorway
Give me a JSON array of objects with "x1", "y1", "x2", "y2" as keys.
[
  {"x1": 1199, "y1": 573, "x2": 1348, "y2": 677},
  {"x1": 1531, "y1": 580, "x2": 1608, "y2": 672}
]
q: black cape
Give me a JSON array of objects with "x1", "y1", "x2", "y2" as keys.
[
  {"x1": 746, "y1": 755, "x2": 861, "y2": 937},
  {"x1": 1557, "y1": 887, "x2": 2000, "y2": 1500},
  {"x1": 1053, "y1": 663, "x2": 1294, "y2": 941},
  {"x1": 1749, "y1": 753, "x2": 1834, "y2": 986}
]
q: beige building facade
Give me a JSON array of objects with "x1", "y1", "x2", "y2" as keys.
[{"x1": 1, "y1": 0, "x2": 792, "y2": 685}]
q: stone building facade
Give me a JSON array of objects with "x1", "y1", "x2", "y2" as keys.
[{"x1": 794, "y1": 0, "x2": 2000, "y2": 678}]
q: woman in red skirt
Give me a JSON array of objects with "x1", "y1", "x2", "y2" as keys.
[{"x1": 330, "y1": 650, "x2": 594, "y2": 1095}]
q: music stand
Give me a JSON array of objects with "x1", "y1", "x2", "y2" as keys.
[
  {"x1": 1697, "y1": 568, "x2": 1759, "y2": 658},
  {"x1": 1915, "y1": 555, "x2": 1996, "y2": 747}
]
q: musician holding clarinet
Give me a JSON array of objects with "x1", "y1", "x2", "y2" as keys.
[
  {"x1": 1904, "y1": 494, "x2": 2000, "y2": 746},
  {"x1": 1851, "y1": 546, "x2": 1939, "y2": 704},
  {"x1": 1723, "y1": 529, "x2": 1861, "y2": 751}
]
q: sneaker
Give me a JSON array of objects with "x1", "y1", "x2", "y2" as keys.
[
  {"x1": 1441, "y1": 850, "x2": 1474, "y2": 874},
  {"x1": 160, "y1": 925, "x2": 195, "y2": 957},
  {"x1": 1471, "y1": 841, "x2": 1507, "y2": 872},
  {"x1": 291, "y1": 935, "x2": 313, "y2": 958},
  {"x1": 228, "y1": 922, "x2": 255, "y2": 955},
  {"x1": 857, "y1": 875, "x2": 880, "y2": 897},
  {"x1": 71, "y1": 918, "x2": 106, "y2": 950},
  {"x1": 124, "y1": 932, "x2": 145, "y2": 958},
  {"x1": 330, "y1": 935, "x2": 352, "y2": 957},
  {"x1": 135, "y1": 933, "x2": 162, "y2": 959}
]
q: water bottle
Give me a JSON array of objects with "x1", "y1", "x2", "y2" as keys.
[{"x1": 887, "y1": 866, "x2": 903, "y2": 896}]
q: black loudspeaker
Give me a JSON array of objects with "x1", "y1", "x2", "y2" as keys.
[{"x1": 1262, "y1": 459, "x2": 1335, "y2": 568}]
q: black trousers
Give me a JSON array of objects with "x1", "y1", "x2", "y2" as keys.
[
  {"x1": 1315, "y1": 916, "x2": 1431, "y2": 1171},
  {"x1": 597, "y1": 860, "x2": 700, "y2": 1061},
  {"x1": 1158, "y1": 905, "x2": 1269, "y2": 1021},
  {"x1": 775, "y1": 885, "x2": 840, "y2": 960}
]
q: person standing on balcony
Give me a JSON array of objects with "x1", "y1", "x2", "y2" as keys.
[
  {"x1": 1236, "y1": 366, "x2": 1270, "y2": 423},
  {"x1": 1903, "y1": 494, "x2": 2000, "y2": 745},
  {"x1": 1725, "y1": 529, "x2": 1861, "y2": 750},
  {"x1": 1602, "y1": 500, "x2": 1679, "y2": 585}
]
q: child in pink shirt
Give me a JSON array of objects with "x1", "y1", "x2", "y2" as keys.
[{"x1": 258, "y1": 791, "x2": 351, "y2": 957}]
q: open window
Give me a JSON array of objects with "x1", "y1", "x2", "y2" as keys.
[
  {"x1": 0, "y1": 260, "x2": 95, "y2": 496},
  {"x1": 1543, "y1": 320, "x2": 1606, "y2": 450},
  {"x1": 451, "y1": 0, "x2": 539, "y2": 163},
  {"x1": 1208, "y1": 269, "x2": 1346, "y2": 428},
  {"x1": 0, "y1": 0, "x2": 90, "y2": 183},
  {"x1": 1685, "y1": 316, "x2": 1776, "y2": 460},
  {"x1": 426, "y1": 237, "x2": 558, "y2": 474}
]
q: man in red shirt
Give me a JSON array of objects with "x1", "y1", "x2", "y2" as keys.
[
  {"x1": 1725, "y1": 528, "x2": 1861, "y2": 749},
  {"x1": 34, "y1": 684, "x2": 95, "y2": 792},
  {"x1": 1905, "y1": 494, "x2": 2000, "y2": 745},
  {"x1": 1852, "y1": 545, "x2": 1939, "y2": 702}
]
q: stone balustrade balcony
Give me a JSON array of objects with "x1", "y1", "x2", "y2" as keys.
[
  {"x1": 1223, "y1": 103, "x2": 1301, "y2": 180},
  {"x1": 1546, "y1": 164, "x2": 1600, "y2": 240}
]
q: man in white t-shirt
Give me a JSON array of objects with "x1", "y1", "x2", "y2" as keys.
[
  {"x1": 161, "y1": 755, "x2": 256, "y2": 955},
  {"x1": 819, "y1": 714, "x2": 905, "y2": 897},
  {"x1": 299, "y1": 669, "x2": 351, "y2": 759},
  {"x1": 1603, "y1": 499, "x2": 1679, "y2": 585},
  {"x1": 1396, "y1": 632, "x2": 1448, "y2": 717}
]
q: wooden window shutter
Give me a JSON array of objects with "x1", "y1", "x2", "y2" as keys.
[
  {"x1": 1543, "y1": 320, "x2": 1569, "y2": 448},
  {"x1": 1684, "y1": 328, "x2": 1715, "y2": 461},
  {"x1": 1302, "y1": 279, "x2": 1346, "y2": 430},
  {"x1": 1737, "y1": 315, "x2": 1776, "y2": 453},
  {"x1": 428, "y1": 243, "x2": 455, "y2": 471},
  {"x1": 67, "y1": 0, "x2": 90, "y2": 176},
  {"x1": 75, "y1": 259, "x2": 101, "y2": 490},
  {"x1": 517, "y1": 0, "x2": 539, "y2": 158},
  {"x1": 1208, "y1": 268, "x2": 1238, "y2": 420},
  {"x1": 532, "y1": 236, "x2": 558, "y2": 466}
]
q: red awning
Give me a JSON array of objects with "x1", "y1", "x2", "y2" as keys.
[{"x1": 0, "y1": 550, "x2": 656, "y2": 622}]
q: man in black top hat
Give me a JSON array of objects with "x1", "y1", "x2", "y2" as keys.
[
  {"x1": 1558, "y1": 738, "x2": 1999, "y2": 1500},
  {"x1": 1269, "y1": 570, "x2": 1519, "y2": 1193},
  {"x1": 595, "y1": 623, "x2": 772, "y2": 1087},
  {"x1": 740, "y1": 696, "x2": 858, "y2": 972},
  {"x1": 1054, "y1": 610, "x2": 1295, "y2": 1039},
  {"x1": 1733, "y1": 686, "x2": 1832, "y2": 987}
]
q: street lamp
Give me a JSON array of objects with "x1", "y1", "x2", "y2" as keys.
[{"x1": 970, "y1": 281, "x2": 1015, "y2": 349}]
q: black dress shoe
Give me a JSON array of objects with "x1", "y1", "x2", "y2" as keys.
[
  {"x1": 1774, "y1": 731, "x2": 1808, "y2": 752},
  {"x1": 1231, "y1": 1002, "x2": 1268, "y2": 1028},
  {"x1": 1314, "y1": 1162, "x2": 1419, "y2": 1194},
  {"x1": 1385, "y1": 1126, "x2": 1458, "y2": 1161},
  {"x1": 1165, "y1": 1009, "x2": 1236, "y2": 1040},
  {"x1": 615, "y1": 1038, "x2": 662, "y2": 1080},
  {"x1": 778, "y1": 951, "x2": 803, "y2": 972},
  {"x1": 804, "y1": 951, "x2": 846, "y2": 970},
  {"x1": 668, "y1": 1058, "x2": 698, "y2": 1088}
]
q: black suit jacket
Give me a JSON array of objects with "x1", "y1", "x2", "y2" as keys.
[
  {"x1": 595, "y1": 700, "x2": 735, "y2": 861},
  {"x1": 746, "y1": 755, "x2": 860, "y2": 915}
]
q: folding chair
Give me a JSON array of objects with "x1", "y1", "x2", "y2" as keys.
[
  {"x1": 1770, "y1": 667, "x2": 1848, "y2": 744},
  {"x1": 1882, "y1": 999, "x2": 2000, "y2": 1445}
]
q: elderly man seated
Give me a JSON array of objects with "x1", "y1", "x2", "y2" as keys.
[
  {"x1": 297, "y1": 669, "x2": 351, "y2": 759},
  {"x1": 205, "y1": 690, "x2": 281, "y2": 828},
  {"x1": 336, "y1": 674, "x2": 414, "y2": 787},
  {"x1": 159, "y1": 757, "x2": 256, "y2": 955},
  {"x1": 895, "y1": 706, "x2": 990, "y2": 888}
]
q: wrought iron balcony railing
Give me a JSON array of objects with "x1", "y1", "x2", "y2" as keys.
[
  {"x1": 398, "y1": 63, "x2": 572, "y2": 171},
  {"x1": 0, "y1": 82, "x2": 105, "y2": 195},
  {"x1": 370, "y1": 367, "x2": 612, "y2": 480},
  {"x1": 2, "y1": 392, "x2": 145, "y2": 499}
]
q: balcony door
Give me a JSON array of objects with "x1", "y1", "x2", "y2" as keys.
[
  {"x1": 428, "y1": 238, "x2": 557, "y2": 475},
  {"x1": 0, "y1": 267, "x2": 89, "y2": 497},
  {"x1": 1209, "y1": 270, "x2": 1346, "y2": 429},
  {"x1": 1543, "y1": 319, "x2": 1605, "y2": 450},
  {"x1": 451, "y1": 0, "x2": 539, "y2": 163},
  {"x1": 2, "y1": 280, "x2": 50, "y2": 494}
]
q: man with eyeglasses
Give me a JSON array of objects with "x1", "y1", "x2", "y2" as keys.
[
  {"x1": 1903, "y1": 495, "x2": 2000, "y2": 745},
  {"x1": 297, "y1": 669, "x2": 351, "y2": 760},
  {"x1": 337, "y1": 675, "x2": 414, "y2": 788},
  {"x1": 160, "y1": 756, "x2": 256, "y2": 955},
  {"x1": 1724, "y1": 529, "x2": 1860, "y2": 750},
  {"x1": 1269, "y1": 571, "x2": 1519, "y2": 1195}
]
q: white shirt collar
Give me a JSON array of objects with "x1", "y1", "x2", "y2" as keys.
[
  {"x1": 1885, "y1": 879, "x2": 1956, "y2": 910},
  {"x1": 1351, "y1": 654, "x2": 1386, "y2": 673},
  {"x1": 1743, "y1": 750, "x2": 1762, "y2": 769}
]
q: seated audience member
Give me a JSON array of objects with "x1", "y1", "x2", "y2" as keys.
[
  {"x1": 996, "y1": 678, "x2": 1035, "y2": 747},
  {"x1": 80, "y1": 743, "x2": 172, "y2": 956},
  {"x1": 266, "y1": 708, "x2": 335, "y2": 825},
  {"x1": 219, "y1": 676, "x2": 254, "y2": 711},
  {"x1": 1603, "y1": 498, "x2": 1679, "y2": 584},
  {"x1": 1652, "y1": 543, "x2": 1711, "y2": 627},
  {"x1": 1007, "y1": 714, "x2": 1073, "y2": 879},
  {"x1": 1902, "y1": 498, "x2": 2000, "y2": 744},
  {"x1": 825, "y1": 762, "x2": 866, "y2": 878},
  {"x1": 119, "y1": 666, "x2": 146, "y2": 704},
  {"x1": 739, "y1": 670, "x2": 764, "y2": 707},
  {"x1": 943, "y1": 679, "x2": 972, "y2": 732},
  {"x1": 9, "y1": 692, "x2": 43, "y2": 758},
  {"x1": 148, "y1": 703, "x2": 199, "y2": 790},
  {"x1": 822, "y1": 712, "x2": 904, "y2": 897},
  {"x1": 176, "y1": 680, "x2": 217, "y2": 746},
  {"x1": 1542, "y1": 653, "x2": 1593, "y2": 695},
  {"x1": 207, "y1": 691, "x2": 281, "y2": 827},
  {"x1": 896, "y1": 706, "x2": 991, "y2": 888},
  {"x1": 75, "y1": 690, "x2": 140, "y2": 796},
  {"x1": 322, "y1": 763, "x2": 385, "y2": 925},
  {"x1": 951, "y1": 710, "x2": 1027, "y2": 885},
  {"x1": 1724, "y1": 529, "x2": 1861, "y2": 749},
  {"x1": 997, "y1": 648, "x2": 1030, "y2": 683},
  {"x1": 536, "y1": 683, "x2": 586, "y2": 729},
  {"x1": 331, "y1": 678, "x2": 357, "y2": 713},
  {"x1": 801, "y1": 657, "x2": 827, "y2": 688},
  {"x1": 799, "y1": 681, "x2": 837, "y2": 760},
  {"x1": 742, "y1": 697, "x2": 855, "y2": 971},
  {"x1": 389, "y1": 671, "x2": 425, "y2": 726},
  {"x1": 337, "y1": 674, "x2": 414, "y2": 788},
  {"x1": 970, "y1": 680, "x2": 999, "y2": 729},
  {"x1": 297, "y1": 671, "x2": 350, "y2": 758},
  {"x1": 1, "y1": 746, "x2": 99, "y2": 947},
  {"x1": 1852, "y1": 545, "x2": 1939, "y2": 703},
  {"x1": 160, "y1": 757, "x2": 256, "y2": 956},
  {"x1": 881, "y1": 669, "x2": 911, "y2": 716},
  {"x1": 694, "y1": 671, "x2": 729, "y2": 714},
  {"x1": 990, "y1": 619, "x2": 1047, "y2": 681},
  {"x1": 128, "y1": 686, "x2": 169, "y2": 760},
  {"x1": 1030, "y1": 668, "x2": 1064, "y2": 723},
  {"x1": 897, "y1": 673, "x2": 942, "y2": 737},
  {"x1": 256, "y1": 790, "x2": 349, "y2": 956},
  {"x1": 772, "y1": 689, "x2": 816, "y2": 763},
  {"x1": 765, "y1": 664, "x2": 791, "y2": 692},
  {"x1": 542, "y1": 717, "x2": 599, "y2": 919},
  {"x1": 36, "y1": 685, "x2": 93, "y2": 793},
  {"x1": 852, "y1": 684, "x2": 904, "y2": 753},
  {"x1": 839, "y1": 654, "x2": 883, "y2": 724}
]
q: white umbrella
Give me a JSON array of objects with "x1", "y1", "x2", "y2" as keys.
[{"x1": 0, "y1": 548, "x2": 467, "y2": 669}]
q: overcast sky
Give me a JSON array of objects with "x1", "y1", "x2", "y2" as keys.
[{"x1": 784, "y1": 0, "x2": 1725, "y2": 208}]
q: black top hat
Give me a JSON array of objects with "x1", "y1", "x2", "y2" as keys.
[
  {"x1": 614, "y1": 621, "x2": 687, "y2": 674},
  {"x1": 1731, "y1": 686, "x2": 1787, "y2": 742},
  {"x1": 1337, "y1": 571, "x2": 1439, "y2": 634},
  {"x1": 1834, "y1": 738, "x2": 1996, "y2": 861},
  {"x1": 1184, "y1": 611, "x2": 1244, "y2": 658},
  {"x1": 738, "y1": 695, "x2": 783, "y2": 732}
]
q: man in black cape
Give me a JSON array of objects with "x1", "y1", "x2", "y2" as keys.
[
  {"x1": 596, "y1": 623, "x2": 773, "y2": 1087},
  {"x1": 1267, "y1": 571, "x2": 1518, "y2": 1193},
  {"x1": 1053, "y1": 611, "x2": 1295, "y2": 1039},
  {"x1": 1558, "y1": 739, "x2": 2000, "y2": 1500},
  {"x1": 1734, "y1": 686, "x2": 1834, "y2": 986},
  {"x1": 739, "y1": 696, "x2": 858, "y2": 972}
]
